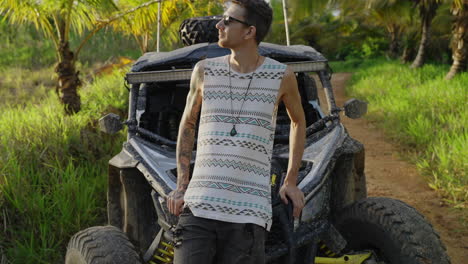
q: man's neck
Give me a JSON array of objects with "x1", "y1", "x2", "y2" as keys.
[{"x1": 229, "y1": 44, "x2": 261, "y2": 73}]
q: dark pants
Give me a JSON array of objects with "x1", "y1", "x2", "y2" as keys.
[{"x1": 173, "y1": 208, "x2": 266, "y2": 264}]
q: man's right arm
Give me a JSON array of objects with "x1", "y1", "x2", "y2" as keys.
[{"x1": 167, "y1": 61, "x2": 204, "y2": 216}]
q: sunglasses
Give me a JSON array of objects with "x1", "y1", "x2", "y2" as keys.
[{"x1": 221, "y1": 15, "x2": 251, "y2": 27}]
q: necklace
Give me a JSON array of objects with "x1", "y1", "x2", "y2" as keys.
[{"x1": 228, "y1": 55, "x2": 260, "y2": 136}]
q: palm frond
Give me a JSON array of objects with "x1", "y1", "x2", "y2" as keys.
[
  {"x1": 108, "y1": 0, "x2": 222, "y2": 52},
  {"x1": 288, "y1": 0, "x2": 330, "y2": 22},
  {"x1": 0, "y1": 0, "x2": 60, "y2": 55},
  {"x1": 75, "y1": 0, "x2": 160, "y2": 56}
]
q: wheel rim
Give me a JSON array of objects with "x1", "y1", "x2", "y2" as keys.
[{"x1": 65, "y1": 248, "x2": 87, "y2": 264}]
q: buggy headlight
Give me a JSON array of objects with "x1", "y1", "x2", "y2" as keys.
[
  {"x1": 287, "y1": 61, "x2": 327, "y2": 72},
  {"x1": 126, "y1": 69, "x2": 193, "y2": 84},
  {"x1": 125, "y1": 61, "x2": 328, "y2": 84}
]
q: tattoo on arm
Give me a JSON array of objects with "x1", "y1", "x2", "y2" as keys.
[
  {"x1": 172, "y1": 188, "x2": 187, "y2": 199},
  {"x1": 176, "y1": 61, "x2": 204, "y2": 189}
]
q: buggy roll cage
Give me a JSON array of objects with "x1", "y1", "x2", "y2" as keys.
[{"x1": 124, "y1": 59, "x2": 341, "y2": 147}]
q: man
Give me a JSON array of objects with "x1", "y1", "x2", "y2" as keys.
[{"x1": 167, "y1": 0, "x2": 306, "y2": 263}]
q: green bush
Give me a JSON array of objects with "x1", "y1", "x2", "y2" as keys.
[
  {"x1": 338, "y1": 36, "x2": 387, "y2": 61},
  {"x1": 0, "y1": 69, "x2": 128, "y2": 263}
]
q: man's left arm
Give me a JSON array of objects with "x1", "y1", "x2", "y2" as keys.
[{"x1": 278, "y1": 66, "x2": 307, "y2": 218}]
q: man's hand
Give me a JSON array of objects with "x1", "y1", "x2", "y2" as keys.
[
  {"x1": 167, "y1": 187, "x2": 187, "y2": 216},
  {"x1": 279, "y1": 183, "x2": 305, "y2": 218}
]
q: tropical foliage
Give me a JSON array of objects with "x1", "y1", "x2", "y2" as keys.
[
  {"x1": 333, "y1": 59, "x2": 467, "y2": 207},
  {"x1": 0, "y1": 69, "x2": 128, "y2": 263},
  {"x1": 1, "y1": 0, "x2": 162, "y2": 114},
  {"x1": 108, "y1": 0, "x2": 223, "y2": 53},
  {"x1": 0, "y1": 0, "x2": 466, "y2": 263},
  {"x1": 446, "y1": 0, "x2": 468, "y2": 79},
  {"x1": 280, "y1": 0, "x2": 466, "y2": 77}
]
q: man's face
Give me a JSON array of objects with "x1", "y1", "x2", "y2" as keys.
[{"x1": 215, "y1": 3, "x2": 252, "y2": 48}]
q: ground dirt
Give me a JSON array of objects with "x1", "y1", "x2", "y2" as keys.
[{"x1": 331, "y1": 73, "x2": 467, "y2": 263}]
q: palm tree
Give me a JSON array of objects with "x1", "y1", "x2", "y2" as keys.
[
  {"x1": 446, "y1": 0, "x2": 467, "y2": 79},
  {"x1": 282, "y1": 0, "x2": 339, "y2": 47},
  {"x1": 411, "y1": 0, "x2": 442, "y2": 68},
  {"x1": 0, "y1": 0, "x2": 159, "y2": 114},
  {"x1": 109, "y1": 0, "x2": 224, "y2": 54},
  {"x1": 288, "y1": 0, "x2": 332, "y2": 21},
  {"x1": 365, "y1": 0, "x2": 414, "y2": 58},
  {"x1": 400, "y1": 25, "x2": 420, "y2": 63}
]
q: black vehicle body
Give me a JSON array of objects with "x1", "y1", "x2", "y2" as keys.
[
  {"x1": 66, "y1": 28, "x2": 450, "y2": 263},
  {"x1": 106, "y1": 42, "x2": 366, "y2": 263}
]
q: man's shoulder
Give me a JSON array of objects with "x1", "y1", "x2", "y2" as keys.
[
  {"x1": 204, "y1": 55, "x2": 228, "y2": 67},
  {"x1": 193, "y1": 55, "x2": 228, "y2": 77},
  {"x1": 263, "y1": 57, "x2": 288, "y2": 71}
]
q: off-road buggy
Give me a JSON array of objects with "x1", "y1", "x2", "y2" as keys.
[{"x1": 65, "y1": 16, "x2": 450, "y2": 264}]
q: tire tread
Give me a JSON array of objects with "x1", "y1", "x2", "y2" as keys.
[
  {"x1": 66, "y1": 226, "x2": 142, "y2": 264},
  {"x1": 337, "y1": 197, "x2": 450, "y2": 264},
  {"x1": 179, "y1": 16, "x2": 220, "y2": 46}
]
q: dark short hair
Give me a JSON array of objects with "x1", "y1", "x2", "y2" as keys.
[{"x1": 231, "y1": 0, "x2": 273, "y2": 44}]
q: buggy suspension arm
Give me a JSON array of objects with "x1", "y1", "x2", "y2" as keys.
[{"x1": 315, "y1": 252, "x2": 371, "y2": 264}]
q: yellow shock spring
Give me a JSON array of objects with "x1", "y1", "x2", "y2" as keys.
[
  {"x1": 149, "y1": 241, "x2": 175, "y2": 264},
  {"x1": 271, "y1": 173, "x2": 277, "y2": 186},
  {"x1": 319, "y1": 241, "x2": 337, "y2": 257}
]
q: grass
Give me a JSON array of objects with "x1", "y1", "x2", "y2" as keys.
[
  {"x1": 331, "y1": 58, "x2": 467, "y2": 207},
  {"x1": 0, "y1": 67, "x2": 56, "y2": 106},
  {"x1": 0, "y1": 69, "x2": 128, "y2": 263}
]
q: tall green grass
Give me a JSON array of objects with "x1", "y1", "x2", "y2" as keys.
[
  {"x1": 0, "y1": 69, "x2": 128, "y2": 263},
  {"x1": 0, "y1": 67, "x2": 56, "y2": 106},
  {"x1": 332, "y1": 59, "x2": 467, "y2": 206}
]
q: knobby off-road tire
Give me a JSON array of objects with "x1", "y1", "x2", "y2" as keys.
[
  {"x1": 65, "y1": 226, "x2": 142, "y2": 264},
  {"x1": 179, "y1": 16, "x2": 220, "y2": 46},
  {"x1": 335, "y1": 197, "x2": 450, "y2": 264}
]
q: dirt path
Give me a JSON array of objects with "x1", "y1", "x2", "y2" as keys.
[{"x1": 331, "y1": 73, "x2": 467, "y2": 263}]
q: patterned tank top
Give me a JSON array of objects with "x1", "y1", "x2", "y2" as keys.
[{"x1": 184, "y1": 55, "x2": 287, "y2": 230}]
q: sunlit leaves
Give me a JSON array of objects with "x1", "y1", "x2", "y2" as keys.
[
  {"x1": 0, "y1": 0, "x2": 163, "y2": 51},
  {"x1": 288, "y1": 0, "x2": 331, "y2": 22},
  {"x1": 108, "y1": 0, "x2": 223, "y2": 53},
  {"x1": 1, "y1": 0, "x2": 109, "y2": 38}
]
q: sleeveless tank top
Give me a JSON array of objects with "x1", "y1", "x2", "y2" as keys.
[{"x1": 184, "y1": 55, "x2": 287, "y2": 230}]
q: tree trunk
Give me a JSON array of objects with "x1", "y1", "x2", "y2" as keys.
[
  {"x1": 411, "y1": 2, "x2": 439, "y2": 68},
  {"x1": 55, "y1": 41, "x2": 81, "y2": 114},
  {"x1": 400, "y1": 31, "x2": 418, "y2": 63},
  {"x1": 446, "y1": 3, "x2": 468, "y2": 80},
  {"x1": 388, "y1": 25, "x2": 401, "y2": 59},
  {"x1": 401, "y1": 45, "x2": 415, "y2": 63}
]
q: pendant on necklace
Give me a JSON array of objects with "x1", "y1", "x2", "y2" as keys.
[{"x1": 230, "y1": 125, "x2": 237, "y2": 136}]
